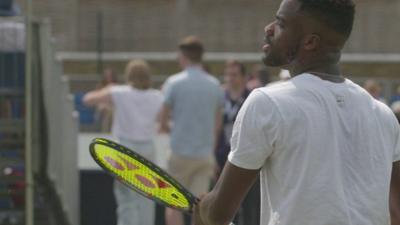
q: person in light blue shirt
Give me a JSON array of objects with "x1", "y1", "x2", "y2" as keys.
[{"x1": 159, "y1": 36, "x2": 223, "y2": 225}]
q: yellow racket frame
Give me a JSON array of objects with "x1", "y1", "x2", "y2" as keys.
[{"x1": 89, "y1": 138, "x2": 197, "y2": 213}]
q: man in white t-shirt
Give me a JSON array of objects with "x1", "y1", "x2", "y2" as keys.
[{"x1": 193, "y1": 0, "x2": 400, "y2": 225}]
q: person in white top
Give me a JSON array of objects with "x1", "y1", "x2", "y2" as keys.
[
  {"x1": 84, "y1": 59, "x2": 163, "y2": 225},
  {"x1": 193, "y1": 1, "x2": 400, "y2": 225}
]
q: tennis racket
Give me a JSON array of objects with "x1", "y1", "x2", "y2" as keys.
[
  {"x1": 90, "y1": 138, "x2": 235, "y2": 224},
  {"x1": 90, "y1": 137, "x2": 199, "y2": 213}
]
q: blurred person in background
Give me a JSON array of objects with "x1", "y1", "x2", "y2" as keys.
[
  {"x1": 96, "y1": 68, "x2": 118, "y2": 89},
  {"x1": 215, "y1": 60, "x2": 260, "y2": 225},
  {"x1": 159, "y1": 36, "x2": 223, "y2": 225},
  {"x1": 83, "y1": 59, "x2": 163, "y2": 225},
  {"x1": 390, "y1": 85, "x2": 400, "y2": 105},
  {"x1": 391, "y1": 101, "x2": 400, "y2": 124},
  {"x1": 216, "y1": 60, "x2": 250, "y2": 176},
  {"x1": 94, "y1": 68, "x2": 119, "y2": 132},
  {"x1": 246, "y1": 64, "x2": 271, "y2": 90},
  {"x1": 363, "y1": 79, "x2": 387, "y2": 104}
]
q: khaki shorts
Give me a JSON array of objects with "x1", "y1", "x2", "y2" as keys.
[{"x1": 167, "y1": 153, "x2": 215, "y2": 196}]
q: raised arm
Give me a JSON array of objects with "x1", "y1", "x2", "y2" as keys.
[
  {"x1": 391, "y1": 161, "x2": 400, "y2": 225},
  {"x1": 83, "y1": 87, "x2": 112, "y2": 107}
]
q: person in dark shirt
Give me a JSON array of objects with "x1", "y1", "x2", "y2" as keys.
[
  {"x1": 215, "y1": 60, "x2": 250, "y2": 173},
  {"x1": 215, "y1": 60, "x2": 260, "y2": 225}
]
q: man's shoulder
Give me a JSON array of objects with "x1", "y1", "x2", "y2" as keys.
[
  {"x1": 189, "y1": 69, "x2": 220, "y2": 86},
  {"x1": 252, "y1": 80, "x2": 309, "y2": 115},
  {"x1": 345, "y1": 79, "x2": 393, "y2": 117},
  {"x1": 243, "y1": 88, "x2": 279, "y2": 111},
  {"x1": 165, "y1": 71, "x2": 187, "y2": 86},
  {"x1": 204, "y1": 73, "x2": 221, "y2": 85},
  {"x1": 259, "y1": 80, "x2": 297, "y2": 98},
  {"x1": 372, "y1": 97, "x2": 398, "y2": 123}
]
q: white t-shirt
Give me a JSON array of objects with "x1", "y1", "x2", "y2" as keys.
[
  {"x1": 228, "y1": 73, "x2": 400, "y2": 225},
  {"x1": 110, "y1": 85, "x2": 163, "y2": 142}
]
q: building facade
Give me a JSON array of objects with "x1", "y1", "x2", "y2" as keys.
[{"x1": 16, "y1": 0, "x2": 400, "y2": 53}]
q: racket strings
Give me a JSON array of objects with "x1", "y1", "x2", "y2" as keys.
[{"x1": 93, "y1": 144, "x2": 191, "y2": 210}]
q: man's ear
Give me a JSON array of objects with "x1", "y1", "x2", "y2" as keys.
[{"x1": 303, "y1": 34, "x2": 320, "y2": 51}]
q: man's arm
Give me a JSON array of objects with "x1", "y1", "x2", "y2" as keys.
[
  {"x1": 391, "y1": 161, "x2": 400, "y2": 225},
  {"x1": 83, "y1": 87, "x2": 112, "y2": 107},
  {"x1": 194, "y1": 162, "x2": 259, "y2": 225},
  {"x1": 159, "y1": 103, "x2": 171, "y2": 133}
]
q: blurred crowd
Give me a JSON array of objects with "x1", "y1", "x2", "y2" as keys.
[
  {"x1": 83, "y1": 36, "x2": 279, "y2": 225},
  {"x1": 83, "y1": 36, "x2": 400, "y2": 225}
]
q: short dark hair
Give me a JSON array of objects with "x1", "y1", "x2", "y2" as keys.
[
  {"x1": 298, "y1": 0, "x2": 355, "y2": 37},
  {"x1": 178, "y1": 36, "x2": 204, "y2": 63},
  {"x1": 226, "y1": 59, "x2": 246, "y2": 76}
]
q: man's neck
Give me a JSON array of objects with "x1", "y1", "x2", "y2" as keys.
[
  {"x1": 291, "y1": 64, "x2": 344, "y2": 83},
  {"x1": 183, "y1": 62, "x2": 202, "y2": 70},
  {"x1": 289, "y1": 50, "x2": 344, "y2": 82},
  {"x1": 292, "y1": 63, "x2": 341, "y2": 76}
]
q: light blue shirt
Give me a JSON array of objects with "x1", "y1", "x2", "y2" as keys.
[{"x1": 163, "y1": 66, "x2": 223, "y2": 158}]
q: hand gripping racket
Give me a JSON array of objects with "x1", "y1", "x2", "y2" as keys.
[{"x1": 89, "y1": 137, "x2": 198, "y2": 213}]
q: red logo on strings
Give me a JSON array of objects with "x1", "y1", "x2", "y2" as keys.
[
  {"x1": 118, "y1": 156, "x2": 140, "y2": 170},
  {"x1": 104, "y1": 155, "x2": 171, "y2": 189},
  {"x1": 135, "y1": 174, "x2": 156, "y2": 188},
  {"x1": 152, "y1": 176, "x2": 171, "y2": 189},
  {"x1": 105, "y1": 156, "x2": 124, "y2": 171}
]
